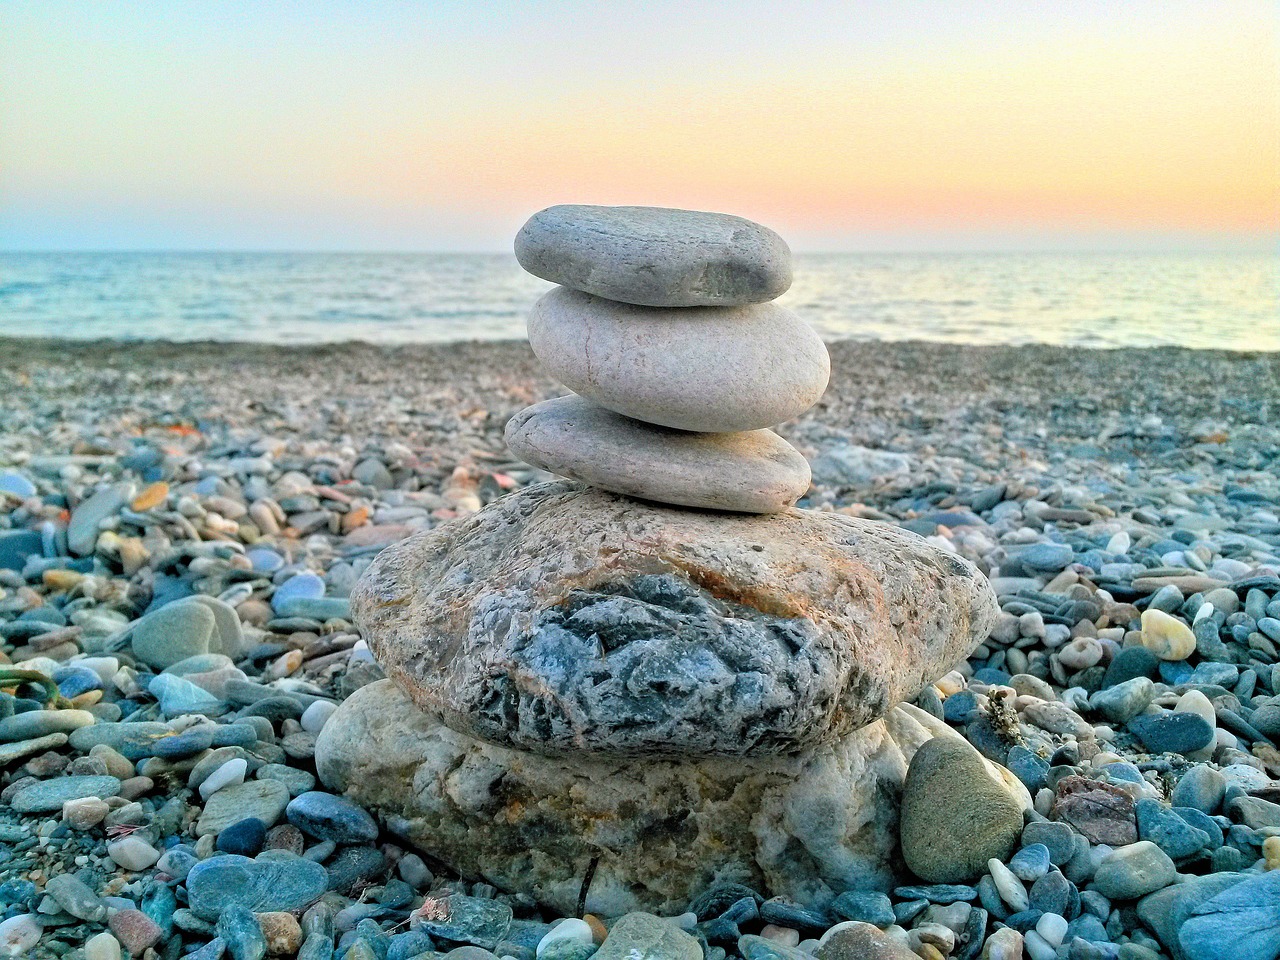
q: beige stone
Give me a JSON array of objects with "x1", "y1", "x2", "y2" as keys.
[
  {"x1": 316, "y1": 679, "x2": 1003, "y2": 916},
  {"x1": 527, "y1": 286, "x2": 829, "y2": 432},
  {"x1": 504, "y1": 394, "x2": 810, "y2": 513}
]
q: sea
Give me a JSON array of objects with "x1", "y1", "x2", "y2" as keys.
[{"x1": 0, "y1": 251, "x2": 1275, "y2": 350}]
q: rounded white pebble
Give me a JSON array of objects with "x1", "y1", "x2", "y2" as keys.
[
  {"x1": 106, "y1": 836, "x2": 160, "y2": 872},
  {"x1": 1105, "y1": 531, "x2": 1130, "y2": 554},
  {"x1": 537, "y1": 918, "x2": 594, "y2": 956},
  {"x1": 1024, "y1": 929, "x2": 1056, "y2": 960},
  {"x1": 1035, "y1": 913, "x2": 1068, "y2": 948},
  {"x1": 0, "y1": 914, "x2": 41, "y2": 957},
  {"x1": 988, "y1": 858, "x2": 1029, "y2": 912},
  {"x1": 198, "y1": 757, "x2": 247, "y2": 800},
  {"x1": 85, "y1": 932, "x2": 122, "y2": 960},
  {"x1": 301, "y1": 700, "x2": 338, "y2": 734}
]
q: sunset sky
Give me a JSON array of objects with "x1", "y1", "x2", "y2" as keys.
[{"x1": 2, "y1": 1, "x2": 1275, "y2": 251}]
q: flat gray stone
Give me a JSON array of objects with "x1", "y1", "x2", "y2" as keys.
[
  {"x1": 196, "y1": 778, "x2": 290, "y2": 836},
  {"x1": 10, "y1": 775, "x2": 122, "y2": 813},
  {"x1": 528, "y1": 286, "x2": 829, "y2": 432},
  {"x1": 351, "y1": 481, "x2": 997, "y2": 759},
  {"x1": 514, "y1": 204, "x2": 792, "y2": 307},
  {"x1": 68, "y1": 481, "x2": 135, "y2": 555},
  {"x1": 504, "y1": 394, "x2": 810, "y2": 513}
]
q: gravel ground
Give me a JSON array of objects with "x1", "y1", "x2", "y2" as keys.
[{"x1": 1, "y1": 338, "x2": 1278, "y2": 960}]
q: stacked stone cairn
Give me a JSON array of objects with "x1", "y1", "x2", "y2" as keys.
[
  {"x1": 316, "y1": 205, "x2": 1009, "y2": 920},
  {"x1": 504, "y1": 205, "x2": 824, "y2": 514}
]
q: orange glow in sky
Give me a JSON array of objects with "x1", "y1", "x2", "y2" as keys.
[{"x1": 1, "y1": 1, "x2": 1275, "y2": 250}]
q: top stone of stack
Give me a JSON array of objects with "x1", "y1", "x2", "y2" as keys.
[{"x1": 514, "y1": 204, "x2": 793, "y2": 307}]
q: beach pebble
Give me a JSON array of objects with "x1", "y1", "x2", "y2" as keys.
[
  {"x1": 899, "y1": 738, "x2": 1024, "y2": 883},
  {"x1": 186, "y1": 854, "x2": 329, "y2": 919},
  {"x1": 300, "y1": 700, "x2": 338, "y2": 734},
  {"x1": 1140, "y1": 609, "x2": 1196, "y2": 660},
  {"x1": 285, "y1": 791, "x2": 378, "y2": 843},
  {"x1": 62, "y1": 795, "x2": 110, "y2": 829},
  {"x1": 515, "y1": 204, "x2": 792, "y2": 307},
  {"x1": 84, "y1": 932, "x2": 122, "y2": 960},
  {"x1": 504, "y1": 394, "x2": 811, "y2": 513},
  {"x1": 0, "y1": 915, "x2": 41, "y2": 958},
  {"x1": 107, "y1": 836, "x2": 161, "y2": 871},
  {"x1": 108, "y1": 909, "x2": 163, "y2": 955},
  {"x1": 1129, "y1": 711, "x2": 1215, "y2": 755},
  {"x1": 1091, "y1": 841, "x2": 1176, "y2": 900},
  {"x1": 200, "y1": 757, "x2": 249, "y2": 799},
  {"x1": 537, "y1": 919, "x2": 594, "y2": 956},
  {"x1": 528, "y1": 286, "x2": 829, "y2": 432},
  {"x1": 10, "y1": 774, "x2": 120, "y2": 812},
  {"x1": 197, "y1": 778, "x2": 290, "y2": 835}
]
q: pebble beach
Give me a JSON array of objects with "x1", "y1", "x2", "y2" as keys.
[{"x1": 2, "y1": 335, "x2": 1279, "y2": 960}]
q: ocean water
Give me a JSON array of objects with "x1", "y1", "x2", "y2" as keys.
[{"x1": 0, "y1": 251, "x2": 1275, "y2": 350}]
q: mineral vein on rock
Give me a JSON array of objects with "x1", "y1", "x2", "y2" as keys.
[{"x1": 352, "y1": 481, "x2": 998, "y2": 758}]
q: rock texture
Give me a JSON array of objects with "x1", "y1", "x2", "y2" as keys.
[
  {"x1": 898, "y1": 737, "x2": 1025, "y2": 882},
  {"x1": 351, "y1": 481, "x2": 999, "y2": 758},
  {"x1": 316, "y1": 679, "x2": 1017, "y2": 915},
  {"x1": 503, "y1": 394, "x2": 811, "y2": 514},
  {"x1": 527, "y1": 287, "x2": 829, "y2": 433},
  {"x1": 514, "y1": 204, "x2": 792, "y2": 307}
]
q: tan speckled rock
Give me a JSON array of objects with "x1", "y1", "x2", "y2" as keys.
[
  {"x1": 527, "y1": 286, "x2": 829, "y2": 432},
  {"x1": 316, "y1": 680, "x2": 1004, "y2": 915},
  {"x1": 351, "y1": 481, "x2": 998, "y2": 759},
  {"x1": 504, "y1": 394, "x2": 810, "y2": 513}
]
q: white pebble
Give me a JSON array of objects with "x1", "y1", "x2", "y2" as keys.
[
  {"x1": 1035, "y1": 913, "x2": 1068, "y2": 948},
  {"x1": 301, "y1": 700, "x2": 338, "y2": 734},
  {"x1": 1105, "y1": 531, "x2": 1130, "y2": 554},
  {"x1": 106, "y1": 836, "x2": 160, "y2": 872},
  {"x1": 198, "y1": 757, "x2": 247, "y2": 800},
  {"x1": 0, "y1": 915, "x2": 41, "y2": 957},
  {"x1": 85, "y1": 932, "x2": 122, "y2": 960},
  {"x1": 1058, "y1": 636, "x2": 1103, "y2": 671},
  {"x1": 988, "y1": 858, "x2": 1029, "y2": 912},
  {"x1": 983, "y1": 927, "x2": 1023, "y2": 960},
  {"x1": 537, "y1": 918, "x2": 593, "y2": 957},
  {"x1": 1024, "y1": 929, "x2": 1057, "y2": 960},
  {"x1": 1174, "y1": 690, "x2": 1216, "y2": 727}
]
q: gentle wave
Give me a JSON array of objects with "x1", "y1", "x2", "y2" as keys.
[{"x1": 0, "y1": 251, "x2": 1275, "y2": 350}]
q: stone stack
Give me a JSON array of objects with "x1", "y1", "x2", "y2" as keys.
[
  {"x1": 505, "y1": 205, "x2": 827, "y2": 513},
  {"x1": 317, "y1": 205, "x2": 1008, "y2": 917}
]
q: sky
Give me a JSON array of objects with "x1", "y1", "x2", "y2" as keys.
[{"x1": 1, "y1": 1, "x2": 1276, "y2": 252}]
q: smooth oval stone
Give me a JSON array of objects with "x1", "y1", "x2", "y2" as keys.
[
  {"x1": 351, "y1": 480, "x2": 997, "y2": 759},
  {"x1": 504, "y1": 395, "x2": 810, "y2": 514},
  {"x1": 197, "y1": 778, "x2": 290, "y2": 836},
  {"x1": 10, "y1": 775, "x2": 121, "y2": 813},
  {"x1": 898, "y1": 738, "x2": 1025, "y2": 883},
  {"x1": 185, "y1": 853, "x2": 329, "y2": 920},
  {"x1": 528, "y1": 287, "x2": 829, "y2": 433},
  {"x1": 514, "y1": 204, "x2": 792, "y2": 307},
  {"x1": 285, "y1": 791, "x2": 378, "y2": 844}
]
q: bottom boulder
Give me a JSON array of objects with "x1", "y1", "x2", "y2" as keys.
[{"x1": 316, "y1": 679, "x2": 1028, "y2": 915}]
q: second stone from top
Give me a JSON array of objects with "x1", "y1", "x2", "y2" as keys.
[{"x1": 528, "y1": 287, "x2": 829, "y2": 433}]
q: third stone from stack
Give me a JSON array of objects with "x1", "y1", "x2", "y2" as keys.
[{"x1": 504, "y1": 394, "x2": 810, "y2": 513}]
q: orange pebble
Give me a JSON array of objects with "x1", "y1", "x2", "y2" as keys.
[
  {"x1": 584, "y1": 915, "x2": 607, "y2": 944},
  {"x1": 130, "y1": 482, "x2": 169, "y2": 512}
]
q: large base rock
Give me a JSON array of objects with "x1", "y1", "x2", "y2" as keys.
[
  {"x1": 352, "y1": 481, "x2": 998, "y2": 759},
  {"x1": 316, "y1": 679, "x2": 1027, "y2": 916}
]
